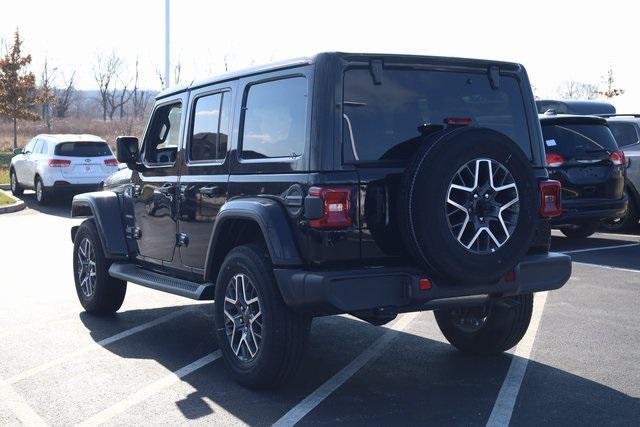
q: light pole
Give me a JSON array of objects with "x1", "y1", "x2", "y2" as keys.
[{"x1": 164, "y1": 0, "x2": 170, "y2": 89}]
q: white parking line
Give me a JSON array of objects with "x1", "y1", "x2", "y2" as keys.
[
  {"x1": 3, "y1": 307, "x2": 192, "y2": 385},
  {"x1": 0, "y1": 381, "x2": 48, "y2": 426},
  {"x1": 572, "y1": 260, "x2": 640, "y2": 273},
  {"x1": 273, "y1": 312, "x2": 420, "y2": 427},
  {"x1": 78, "y1": 350, "x2": 222, "y2": 426},
  {"x1": 562, "y1": 242, "x2": 640, "y2": 254},
  {"x1": 486, "y1": 291, "x2": 548, "y2": 427}
]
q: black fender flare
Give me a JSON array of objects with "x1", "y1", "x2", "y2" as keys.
[
  {"x1": 71, "y1": 191, "x2": 128, "y2": 259},
  {"x1": 204, "y1": 198, "x2": 302, "y2": 282}
]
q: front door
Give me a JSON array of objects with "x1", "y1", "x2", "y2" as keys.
[
  {"x1": 132, "y1": 96, "x2": 186, "y2": 263},
  {"x1": 178, "y1": 85, "x2": 234, "y2": 271}
]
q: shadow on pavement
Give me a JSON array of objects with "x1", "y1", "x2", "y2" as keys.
[
  {"x1": 14, "y1": 190, "x2": 73, "y2": 218},
  {"x1": 79, "y1": 305, "x2": 640, "y2": 425}
]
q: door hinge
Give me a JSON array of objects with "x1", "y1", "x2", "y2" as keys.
[
  {"x1": 128, "y1": 226, "x2": 142, "y2": 240},
  {"x1": 176, "y1": 232, "x2": 189, "y2": 247}
]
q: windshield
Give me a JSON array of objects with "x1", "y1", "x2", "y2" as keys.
[
  {"x1": 342, "y1": 68, "x2": 532, "y2": 162},
  {"x1": 54, "y1": 141, "x2": 112, "y2": 157},
  {"x1": 541, "y1": 123, "x2": 618, "y2": 161}
]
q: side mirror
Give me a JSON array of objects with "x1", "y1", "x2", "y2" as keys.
[
  {"x1": 116, "y1": 136, "x2": 140, "y2": 169},
  {"x1": 13, "y1": 148, "x2": 22, "y2": 155}
]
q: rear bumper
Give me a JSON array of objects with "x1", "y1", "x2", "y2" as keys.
[
  {"x1": 49, "y1": 182, "x2": 102, "y2": 193},
  {"x1": 552, "y1": 196, "x2": 627, "y2": 225},
  {"x1": 274, "y1": 252, "x2": 571, "y2": 315}
]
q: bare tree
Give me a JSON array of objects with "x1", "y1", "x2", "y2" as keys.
[
  {"x1": 106, "y1": 76, "x2": 133, "y2": 120},
  {"x1": 557, "y1": 80, "x2": 599, "y2": 100},
  {"x1": 54, "y1": 71, "x2": 76, "y2": 118},
  {"x1": 93, "y1": 52, "x2": 121, "y2": 121},
  {"x1": 131, "y1": 57, "x2": 151, "y2": 119},
  {"x1": 598, "y1": 68, "x2": 625, "y2": 99},
  {"x1": 174, "y1": 61, "x2": 181, "y2": 85},
  {"x1": 39, "y1": 57, "x2": 57, "y2": 131}
]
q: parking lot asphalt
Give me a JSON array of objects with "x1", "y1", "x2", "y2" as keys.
[{"x1": 1, "y1": 192, "x2": 639, "y2": 426}]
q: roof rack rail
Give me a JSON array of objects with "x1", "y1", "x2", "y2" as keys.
[{"x1": 596, "y1": 114, "x2": 640, "y2": 118}]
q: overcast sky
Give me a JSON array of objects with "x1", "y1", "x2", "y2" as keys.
[{"x1": 1, "y1": 0, "x2": 638, "y2": 111}]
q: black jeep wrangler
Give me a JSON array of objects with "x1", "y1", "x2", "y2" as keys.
[{"x1": 70, "y1": 52, "x2": 571, "y2": 388}]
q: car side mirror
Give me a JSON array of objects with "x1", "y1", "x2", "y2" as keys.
[
  {"x1": 13, "y1": 148, "x2": 22, "y2": 155},
  {"x1": 116, "y1": 136, "x2": 140, "y2": 170}
]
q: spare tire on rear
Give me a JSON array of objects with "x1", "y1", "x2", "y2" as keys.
[{"x1": 398, "y1": 127, "x2": 538, "y2": 284}]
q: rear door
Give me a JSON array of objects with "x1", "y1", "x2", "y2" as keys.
[
  {"x1": 542, "y1": 121, "x2": 624, "y2": 200},
  {"x1": 178, "y1": 83, "x2": 235, "y2": 271},
  {"x1": 54, "y1": 141, "x2": 117, "y2": 180}
]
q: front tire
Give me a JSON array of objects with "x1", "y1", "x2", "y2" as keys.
[
  {"x1": 73, "y1": 219, "x2": 127, "y2": 314},
  {"x1": 10, "y1": 169, "x2": 24, "y2": 196},
  {"x1": 434, "y1": 294, "x2": 533, "y2": 355},
  {"x1": 560, "y1": 222, "x2": 598, "y2": 239},
  {"x1": 214, "y1": 244, "x2": 310, "y2": 388}
]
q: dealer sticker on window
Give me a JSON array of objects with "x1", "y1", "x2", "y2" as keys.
[{"x1": 545, "y1": 139, "x2": 557, "y2": 147}]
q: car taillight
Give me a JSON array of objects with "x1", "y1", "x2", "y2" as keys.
[
  {"x1": 545, "y1": 152, "x2": 565, "y2": 167},
  {"x1": 308, "y1": 187, "x2": 352, "y2": 229},
  {"x1": 104, "y1": 158, "x2": 118, "y2": 166},
  {"x1": 48, "y1": 159, "x2": 71, "y2": 167},
  {"x1": 445, "y1": 117, "x2": 472, "y2": 126},
  {"x1": 539, "y1": 180, "x2": 562, "y2": 218},
  {"x1": 610, "y1": 150, "x2": 625, "y2": 166}
]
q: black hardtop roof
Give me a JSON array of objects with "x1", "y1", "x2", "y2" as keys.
[
  {"x1": 536, "y1": 99, "x2": 616, "y2": 115},
  {"x1": 539, "y1": 113, "x2": 608, "y2": 126},
  {"x1": 156, "y1": 52, "x2": 524, "y2": 99}
]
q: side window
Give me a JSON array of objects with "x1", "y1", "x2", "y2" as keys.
[
  {"x1": 33, "y1": 140, "x2": 43, "y2": 154},
  {"x1": 241, "y1": 77, "x2": 307, "y2": 159},
  {"x1": 143, "y1": 102, "x2": 183, "y2": 165},
  {"x1": 38, "y1": 141, "x2": 48, "y2": 154},
  {"x1": 24, "y1": 138, "x2": 36, "y2": 153},
  {"x1": 608, "y1": 122, "x2": 639, "y2": 147},
  {"x1": 189, "y1": 92, "x2": 231, "y2": 162}
]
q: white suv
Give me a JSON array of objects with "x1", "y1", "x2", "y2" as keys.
[{"x1": 10, "y1": 134, "x2": 118, "y2": 205}]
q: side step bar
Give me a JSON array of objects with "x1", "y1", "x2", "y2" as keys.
[{"x1": 109, "y1": 263, "x2": 215, "y2": 300}]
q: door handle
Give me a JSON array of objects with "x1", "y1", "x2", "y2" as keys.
[{"x1": 199, "y1": 186, "x2": 221, "y2": 197}]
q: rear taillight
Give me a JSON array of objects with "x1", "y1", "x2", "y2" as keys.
[
  {"x1": 610, "y1": 150, "x2": 625, "y2": 166},
  {"x1": 48, "y1": 159, "x2": 71, "y2": 167},
  {"x1": 308, "y1": 187, "x2": 352, "y2": 229},
  {"x1": 545, "y1": 152, "x2": 565, "y2": 167},
  {"x1": 539, "y1": 180, "x2": 562, "y2": 218},
  {"x1": 104, "y1": 158, "x2": 118, "y2": 166}
]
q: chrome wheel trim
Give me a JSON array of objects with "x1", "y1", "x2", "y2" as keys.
[
  {"x1": 77, "y1": 237, "x2": 97, "y2": 298},
  {"x1": 449, "y1": 306, "x2": 490, "y2": 333},
  {"x1": 36, "y1": 180, "x2": 43, "y2": 201},
  {"x1": 223, "y1": 273, "x2": 263, "y2": 362},
  {"x1": 446, "y1": 158, "x2": 519, "y2": 254}
]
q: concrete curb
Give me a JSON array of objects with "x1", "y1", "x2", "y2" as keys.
[
  {"x1": 0, "y1": 184, "x2": 10, "y2": 190},
  {"x1": 0, "y1": 189, "x2": 25, "y2": 214}
]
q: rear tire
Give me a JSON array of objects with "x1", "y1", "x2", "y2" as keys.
[
  {"x1": 601, "y1": 195, "x2": 638, "y2": 232},
  {"x1": 214, "y1": 243, "x2": 310, "y2": 388},
  {"x1": 73, "y1": 219, "x2": 127, "y2": 314},
  {"x1": 434, "y1": 294, "x2": 533, "y2": 355},
  {"x1": 560, "y1": 222, "x2": 598, "y2": 239},
  {"x1": 35, "y1": 176, "x2": 50, "y2": 205},
  {"x1": 10, "y1": 169, "x2": 23, "y2": 196}
]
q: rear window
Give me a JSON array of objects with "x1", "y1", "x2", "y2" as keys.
[
  {"x1": 54, "y1": 142, "x2": 112, "y2": 157},
  {"x1": 541, "y1": 123, "x2": 619, "y2": 160},
  {"x1": 343, "y1": 68, "x2": 531, "y2": 162},
  {"x1": 607, "y1": 122, "x2": 639, "y2": 147}
]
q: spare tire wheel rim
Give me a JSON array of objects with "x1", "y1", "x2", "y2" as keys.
[
  {"x1": 223, "y1": 273, "x2": 263, "y2": 362},
  {"x1": 446, "y1": 158, "x2": 519, "y2": 254}
]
